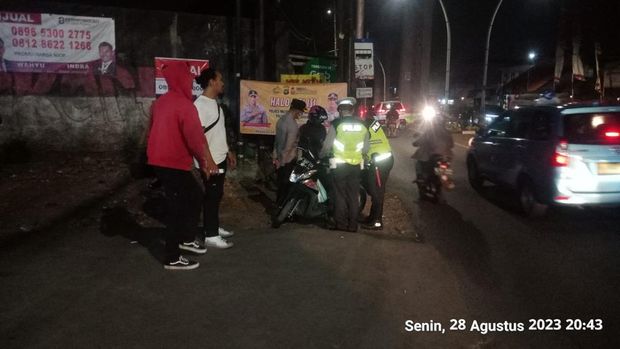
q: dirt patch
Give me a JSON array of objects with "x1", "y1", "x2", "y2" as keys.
[
  {"x1": 0, "y1": 152, "x2": 130, "y2": 240},
  {"x1": 97, "y1": 171, "x2": 275, "y2": 237},
  {"x1": 359, "y1": 192, "x2": 417, "y2": 240}
]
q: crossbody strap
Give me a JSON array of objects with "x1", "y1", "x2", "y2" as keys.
[{"x1": 202, "y1": 103, "x2": 221, "y2": 134}]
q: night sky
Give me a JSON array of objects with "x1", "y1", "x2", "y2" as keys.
[
  {"x1": 366, "y1": 0, "x2": 563, "y2": 93},
  {"x1": 364, "y1": 0, "x2": 618, "y2": 93},
  {"x1": 33, "y1": 0, "x2": 620, "y2": 92}
]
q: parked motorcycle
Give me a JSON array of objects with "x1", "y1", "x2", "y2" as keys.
[
  {"x1": 415, "y1": 155, "x2": 454, "y2": 203},
  {"x1": 272, "y1": 147, "x2": 329, "y2": 228}
]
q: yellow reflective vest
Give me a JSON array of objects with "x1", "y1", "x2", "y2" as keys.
[
  {"x1": 333, "y1": 118, "x2": 367, "y2": 165},
  {"x1": 367, "y1": 119, "x2": 392, "y2": 156}
]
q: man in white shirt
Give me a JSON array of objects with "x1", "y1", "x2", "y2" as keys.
[{"x1": 194, "y1": 68, "x2": 237, "y2": 249}]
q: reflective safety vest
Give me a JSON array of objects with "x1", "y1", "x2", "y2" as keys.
[
  {"x1": 333, "y1": 118, "x2": 367, "y2": 165},
  {"x1": 367, "y1": 120, "x2": 392, "y2": 161}
]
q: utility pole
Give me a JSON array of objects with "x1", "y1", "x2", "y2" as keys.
[
  {"x1": 355, "y1": 0, "x2": 364, "y2": 39},
  {"x1": 331, "y1": 1, "x2": 337, "y2": 57},
  {"x1": 234, "y1": 0, "x2": 242, "y2": 146},
  {"x1": 258, "y1": 0, "x2": 265, "y2": 80},
  {"x1": 350, "y1": 0, "x2": 364, "y2": 98}
]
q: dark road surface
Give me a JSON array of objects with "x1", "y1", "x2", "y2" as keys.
[{"x1": 1, "y1": 129, "x2": 619, "y2": 348}]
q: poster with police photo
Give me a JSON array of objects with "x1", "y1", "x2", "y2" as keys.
[
  {"x1": 0, "y1": 11, "x2": 115, "y2": 74},
  {"x1": 240, "y1": 80, "x2": 347, "y2": 135}
]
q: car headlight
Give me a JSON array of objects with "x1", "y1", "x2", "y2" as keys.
[{"x1": 422, "y1": 106, "x2": 437, "y2": 121}]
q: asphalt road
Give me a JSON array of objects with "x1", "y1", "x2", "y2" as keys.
[
  {"x1": 389, "y1": 128, "x2": 620, "y2": 348},
  {"x1": 1, "y1": 129, "x2": 619, "y2": 348}
]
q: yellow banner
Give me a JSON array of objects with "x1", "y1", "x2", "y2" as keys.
[
  {"x1": 280, "y1": 74, "x2": 323, "y2": 84},
  {"x1": 240, "y1": 80, "x2": 348, "y2": 135}
]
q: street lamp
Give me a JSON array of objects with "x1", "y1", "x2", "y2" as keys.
[
  {"x1": 376, "y1": 55, "x2": 387, "y2": 101},
  {"x1": 327, "y1": 6, "x2": 337, "y2": 57},
  {"x1": 481, "y1": 0, "x2": 504, "y2": 120},
  {"x1": 437, "y1": 0, "x2": 451, "y2": 107},
  {"x1": 527, "y1": 50, "x2": 536, "y2": 92}
]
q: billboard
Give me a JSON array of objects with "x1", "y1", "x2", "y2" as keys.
[
  {"x1": 0, "y1": 11, "x2": 115, "y2": 74},
  {"x1": 154, "y1": 57, "x2": 209, "y2": 97},
  {"x1": 240, "y1": 80, "x2": 347, "y2": 135},
  {"x1": 302, "y1": 57, "x2": 337, "y2": 83}
]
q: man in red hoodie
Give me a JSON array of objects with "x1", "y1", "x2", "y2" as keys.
[{"x1": 147, "y1": 61, "x2": 219, "y2": 270}]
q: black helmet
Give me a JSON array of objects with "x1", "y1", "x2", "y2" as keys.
[{"x1": 308, "y1": 105, "x2": 328, "y2": 123}]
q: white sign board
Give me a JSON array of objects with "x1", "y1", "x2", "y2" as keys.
[
  {"x1": 356, "y1": 87, "x2": 373, "y2": 99},
  {"x1": 354, "y1": 41, "x2": 374, "y2": 80},
  {"x1": 0, "y1": 11, "x2": 115, "y2": 74},
  {"x1": 154, "y1": 57, "x2": 209, "y2": 97}
]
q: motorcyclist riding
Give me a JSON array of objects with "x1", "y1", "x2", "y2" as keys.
[
  {"x1": 412, "y1": 106, "x2": 454, "y2": 188},
  {"x1": 386, "y1": 104, "x2": 400, "y2": 137}
]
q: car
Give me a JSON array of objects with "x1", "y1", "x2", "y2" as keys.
[
  {"x1": 373, "y1": 100, "x2": 408, "y2": 128},
  {"x1": 467, "y1": 103, "x2": 620, "y2": 216}
]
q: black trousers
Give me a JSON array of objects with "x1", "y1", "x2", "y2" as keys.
[
  {"x1": 201, "y1": 160, "x2": 227, "y2": 238},
  {"x1": 276, "y1": 161, "x2": 295, "y2": 205},
  {"x1": 332, "y1": 163, "x2": 361, "y2": 231},
  {"x1": 154, "y1": 166, "x2": 203, "y2": 262},
  {"x1": 363, "y1": 156, "x2": 394, "y2": 223}
]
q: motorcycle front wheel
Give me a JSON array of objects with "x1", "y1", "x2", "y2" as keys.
[{"x1": 272, "y1": 197, "x2": 299, "y2": 228}]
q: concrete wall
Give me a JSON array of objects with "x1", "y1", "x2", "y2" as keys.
[{"x1": 0, "y1": 1, "x2": 288, "y2": 151}]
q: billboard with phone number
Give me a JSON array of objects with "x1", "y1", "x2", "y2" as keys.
[{"x1": 0, "y1": 11, "x2": 115, "y2": 74}]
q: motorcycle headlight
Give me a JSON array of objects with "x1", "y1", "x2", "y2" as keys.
[{"x1": 289, "y1": 169, "x2": 317, "y2": 183}]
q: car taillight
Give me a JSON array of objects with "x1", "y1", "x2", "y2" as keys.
[
  {"x1": 552, "y1": 138, "x2": 569, "y2": 167},
  {"x1": 605, "y1": 131, "x2": 619, "y2": 138}
]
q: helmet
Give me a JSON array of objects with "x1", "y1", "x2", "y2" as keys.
[
  {"x1": 337, "y1": 97, "x2": 357, "y2": 107},
  {"x1": 308, "y1": 105, "x2": 328, "y2": 123}
]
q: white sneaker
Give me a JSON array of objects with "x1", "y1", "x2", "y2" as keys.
[
  {"x1": 205, "y1": 236, "x2": 234, "y2": 249},
  {"x1": 218, "y1": 227, "x2": 234, "y2": 238}
]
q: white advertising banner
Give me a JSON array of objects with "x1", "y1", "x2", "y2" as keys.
[
  {"x1": 0, "y1": 11, "x2": 115, "y2": 74},
  {"x1": 154, "y1": 57, "x2": 210, "y2": 97}
]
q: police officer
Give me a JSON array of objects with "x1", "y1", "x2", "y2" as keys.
[
  {"x1": 320, "y1": 97, "x2": 369, "y2": 232},
  {"x1": 361, "y1": 115, "x2": 394, "y2": 230}
]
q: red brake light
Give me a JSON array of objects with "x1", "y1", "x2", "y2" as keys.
[
  {"x1": 552, "y1": 153, "x2": 569, "y2": 167},
  {"x1": 605, "y1": 131, "x2": 620, "y2": 138},
  {"x1": 552, "y1": 138, "x2": 569, "y2": 167}
]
